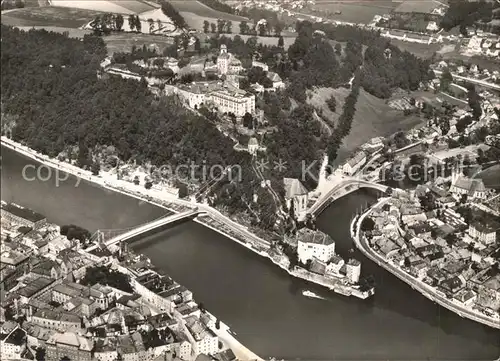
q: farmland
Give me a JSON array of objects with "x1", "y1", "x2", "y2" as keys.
[
  {"x1": 170, "y1": 0, "x2": 247, "y2": 21},
  {"x1": 307, "y1": 0, "x2": 399, "y2": 24},
  {"x1": 1, "y1": 6, "x2": 104, "y2": 27}
]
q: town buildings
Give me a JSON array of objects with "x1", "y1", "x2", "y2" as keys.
[{"x1": 449, "y1": 173, "x2": 488, "y2": 200}]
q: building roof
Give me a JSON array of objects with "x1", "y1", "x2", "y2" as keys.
[
  {"x1": 453, "y1": 176, "x2": 486, "y2": 194},
  {"x1": 248, "y1": 137, "x2": 258, "y2": 146},
  {"x1": 297, "y1": 228, "x2": 335, "y2": 246},
  {"x1": 2, "y1": 203, "x2": 46, "y2": 223},
  {"x1": 267, "y1": 71, "x2": 282, "y2": 83},
  {"x1": 283, "y1": 178, "x2": 308, "y2": 198},
  {"x1": 346, "y1": 151, "x2": 366, "y2": 168}
]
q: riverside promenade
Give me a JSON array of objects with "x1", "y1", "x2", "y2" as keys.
[{"x1": 351, "y1": 198, "x2": 500, "y2": 330}]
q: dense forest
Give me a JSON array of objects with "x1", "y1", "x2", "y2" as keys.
[
  {"x1": 1, "y1": 26, "x2": 239, "y2": 179},
  {"x1": 440, "y1": 0, "x2": 499, "y2": 33}
]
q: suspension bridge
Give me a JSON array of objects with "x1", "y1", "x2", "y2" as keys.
[{"x1": 86, "y1": 208, "x2": 202, "y2": 252}]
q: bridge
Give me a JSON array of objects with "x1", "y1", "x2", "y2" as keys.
[
  {"x1": 86, "y1": 208, "x2": 202, "y2": 251},
  {"x1": 308, "y1": 178, "x2": 389, "y2": 217}
]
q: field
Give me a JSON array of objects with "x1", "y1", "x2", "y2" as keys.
[
  {"x1": 308, "y1": 0, "x2": 399, "y2": 24},
  {"x1": 102, "y1": 32, "x2": 174, "y2": 55},
  {"x1": 393, "y1": 0, "x2": 444, "y2": 14},
  {"x1": 170, "y1": 0, "x2": 247, "y2": 21},
  {"x1": 389, "y1": 39, "x2": 445, "y2": 58},
  {"x1": 1, "y1": 6, "x2": 104, "y2": 27},
  {"x1": 307, "y1": 87, "x2": 423, "y2": 164},
  {"x1": 50, "y1": 0, "x2": 140, "y2": 14}
]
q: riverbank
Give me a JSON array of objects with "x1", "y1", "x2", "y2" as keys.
[
  {"x1": 350, "y1": 198, "x2": 500, "y2": 330},
  {"x1": 1, "y1": 137, "x2": 372, "y2": 299}
]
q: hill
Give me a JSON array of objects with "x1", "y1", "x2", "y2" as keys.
[{"x1": 307, "y1": 87, "x2": 422, "y2": 163}]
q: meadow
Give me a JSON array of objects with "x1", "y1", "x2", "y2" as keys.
[
  {"x1": 170, "y1": 0, "x2": 247, "y2": 21},
  {"x1": 1, "y1": 6, "x2": 104, "y2": 27},
  {"x1": 102, "y1": 32, "x2": 174, "y2": 55},
  {"x1": 307, "y1": 86, "x2": 423, "y2": 163},
  {"x1": 309, "y1": 0, "x2": 398, "y2": 24}
]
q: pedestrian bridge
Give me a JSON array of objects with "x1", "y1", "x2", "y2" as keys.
[
  {"x1": 86, "y1": 208, "x2": 202, "y2": 252},
  {"x1": 308, "y1": 179, "x2": 389, "y2": 217}
]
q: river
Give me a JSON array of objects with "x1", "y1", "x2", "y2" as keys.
[{"x1": 1, "y1": 145, "x2": 499, "y2": 360}]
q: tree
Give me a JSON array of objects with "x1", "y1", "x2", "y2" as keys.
[
  {"x1": 145, "y1": 181, "x2": 153, "y2": 189},
  {"x1": 203, "y1": 20, "x2": 210, "y2": 33},
  {"x1": 157, "y1": 19, "x2": 162, "y2": 31},
  {"x1": 115, "y1": 14, "x2": 124, "y2": 31},
  {"x1": 226, "y1": 20, "x2": 232, "y2": 34},
  {"x1": 274, "y1": 22, "x2": 284, "y2": 36},
  {"x1": 440, "y1": 67, "x2": 453, "y2": 91},
  {"x1": 467, "y1": 85, "x2": 482, "y2": 120},
  {"x1": 133, "y1": 175, "x2": 140, "y2": 185},
  {"x1": 135, "y1": 15, "x2": 142, "y2": 33},
  {"x1": 160, "y1": 0, "x2": 186, "y2": 29},
  {"x1": 326, "y1": 95, "x2": 336, "y2": 112},
  {"x1": 242, "y1": 112, "x2": 253, "y2": 128},
  {"x1": 258, "y1": 23, "x2": 266, "y2": 36},
  {"x1": 334, "y1": 43, "x2": 342, "y2": 55},
  {"x1": 217, "y1": 19, "x2": 225, "y2": 33},
  {"x1": 210, "y1": 22, "x2": 216, "y2": 33},
  {"x1": 91, "y1": 162, "x2": 100, "y2": 176},
  {"x1": 278, "y1": 35, "x2": 284, "y2": 48},
  {"x1": 35, "y1": 348, "x2": 46, "y2": 361},
  {"x1": 239, "y1": 21, "x2": 248, "y2": 35},
  {"x1": 148, "y1": 18, "x2": 155, "y2": 33},
  {"x1": 128, "y1": 14, "x2": 135, "y2": 31},
  {"x1": 361, "y1": 217, "x2": 375, "y2": 232}
]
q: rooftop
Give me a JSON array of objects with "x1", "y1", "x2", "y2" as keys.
[
  {"x1": 283, "y1": 178, "x2": 308, "y2": 198},
  {"x1": 297, "y1": 228, "x2": 335, "y2": 246},
  {"x1": 2, "y1": 203, "x2": 46, "y2": 223}
]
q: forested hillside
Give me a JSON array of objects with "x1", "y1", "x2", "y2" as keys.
[{"x1": 1, "y1": 26, "x2": 239, "y2": 176}]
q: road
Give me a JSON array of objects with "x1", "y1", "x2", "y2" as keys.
[
  {"x1": 434, "y1": 70, "x2": 500, "y2": 91},
  {"x1": 353, "y1": 199, "x2": 500, "y2": 330}
]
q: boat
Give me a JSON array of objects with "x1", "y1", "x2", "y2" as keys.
[{"x1": 302, "y1": 290, "x2": 326, "y2": 300}]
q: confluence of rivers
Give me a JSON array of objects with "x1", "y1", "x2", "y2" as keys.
[{"x1": 1, "y1": 146, "x2": 499, "y2": 360}]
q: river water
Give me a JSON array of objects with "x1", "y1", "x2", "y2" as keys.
[{"x1": 1, "y1": 146, "x2": 499, "y2": 360}]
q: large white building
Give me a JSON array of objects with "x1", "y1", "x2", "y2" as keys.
[
  {"x1": 175, "y1": 81, "x2": 255, "y2": 117},
  {"x1": 296, "y1": 228, "x2": 336, "y2": 264},
  {"x1": 469, "y1": 222, "x2": 499, "y2": 245}
]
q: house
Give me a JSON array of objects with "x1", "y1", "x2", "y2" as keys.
[
  {"x1": 283, "y1": 178, "x2": 308, "y2": 216},
  {"x1": 439, "y1": 276, "x2": 466, "y2": 295},
  {"x1": 46, "y1": 332, "x2": 92, "y2": 361},
  {"x1": 362, "y1": 137, "x2": 384, "y2": 152},
  {"x1": 31, "y1": 309, "x2": 81, "y2": 333},
  {"x1": 185, "y1": 315, "x2": 218, "y2": 356},
  {"x1": 453, "y1": 289, "x2": 477, "y2": 307},
  {"x1": 342, "y1": 151, "x2": 366, "y2": 175},
  {"x1": 468, "y1": 221, "x2": 499, "y2": 245},
  {"x1": 266, "y1": 71, "x2": 285, "y2": 90},
  {"x1": 296, "y1": 228, "x2": 335, "y2": 264},
  {"x1": 0, "y1": 327, "x2": 26, "y2": 360}
]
